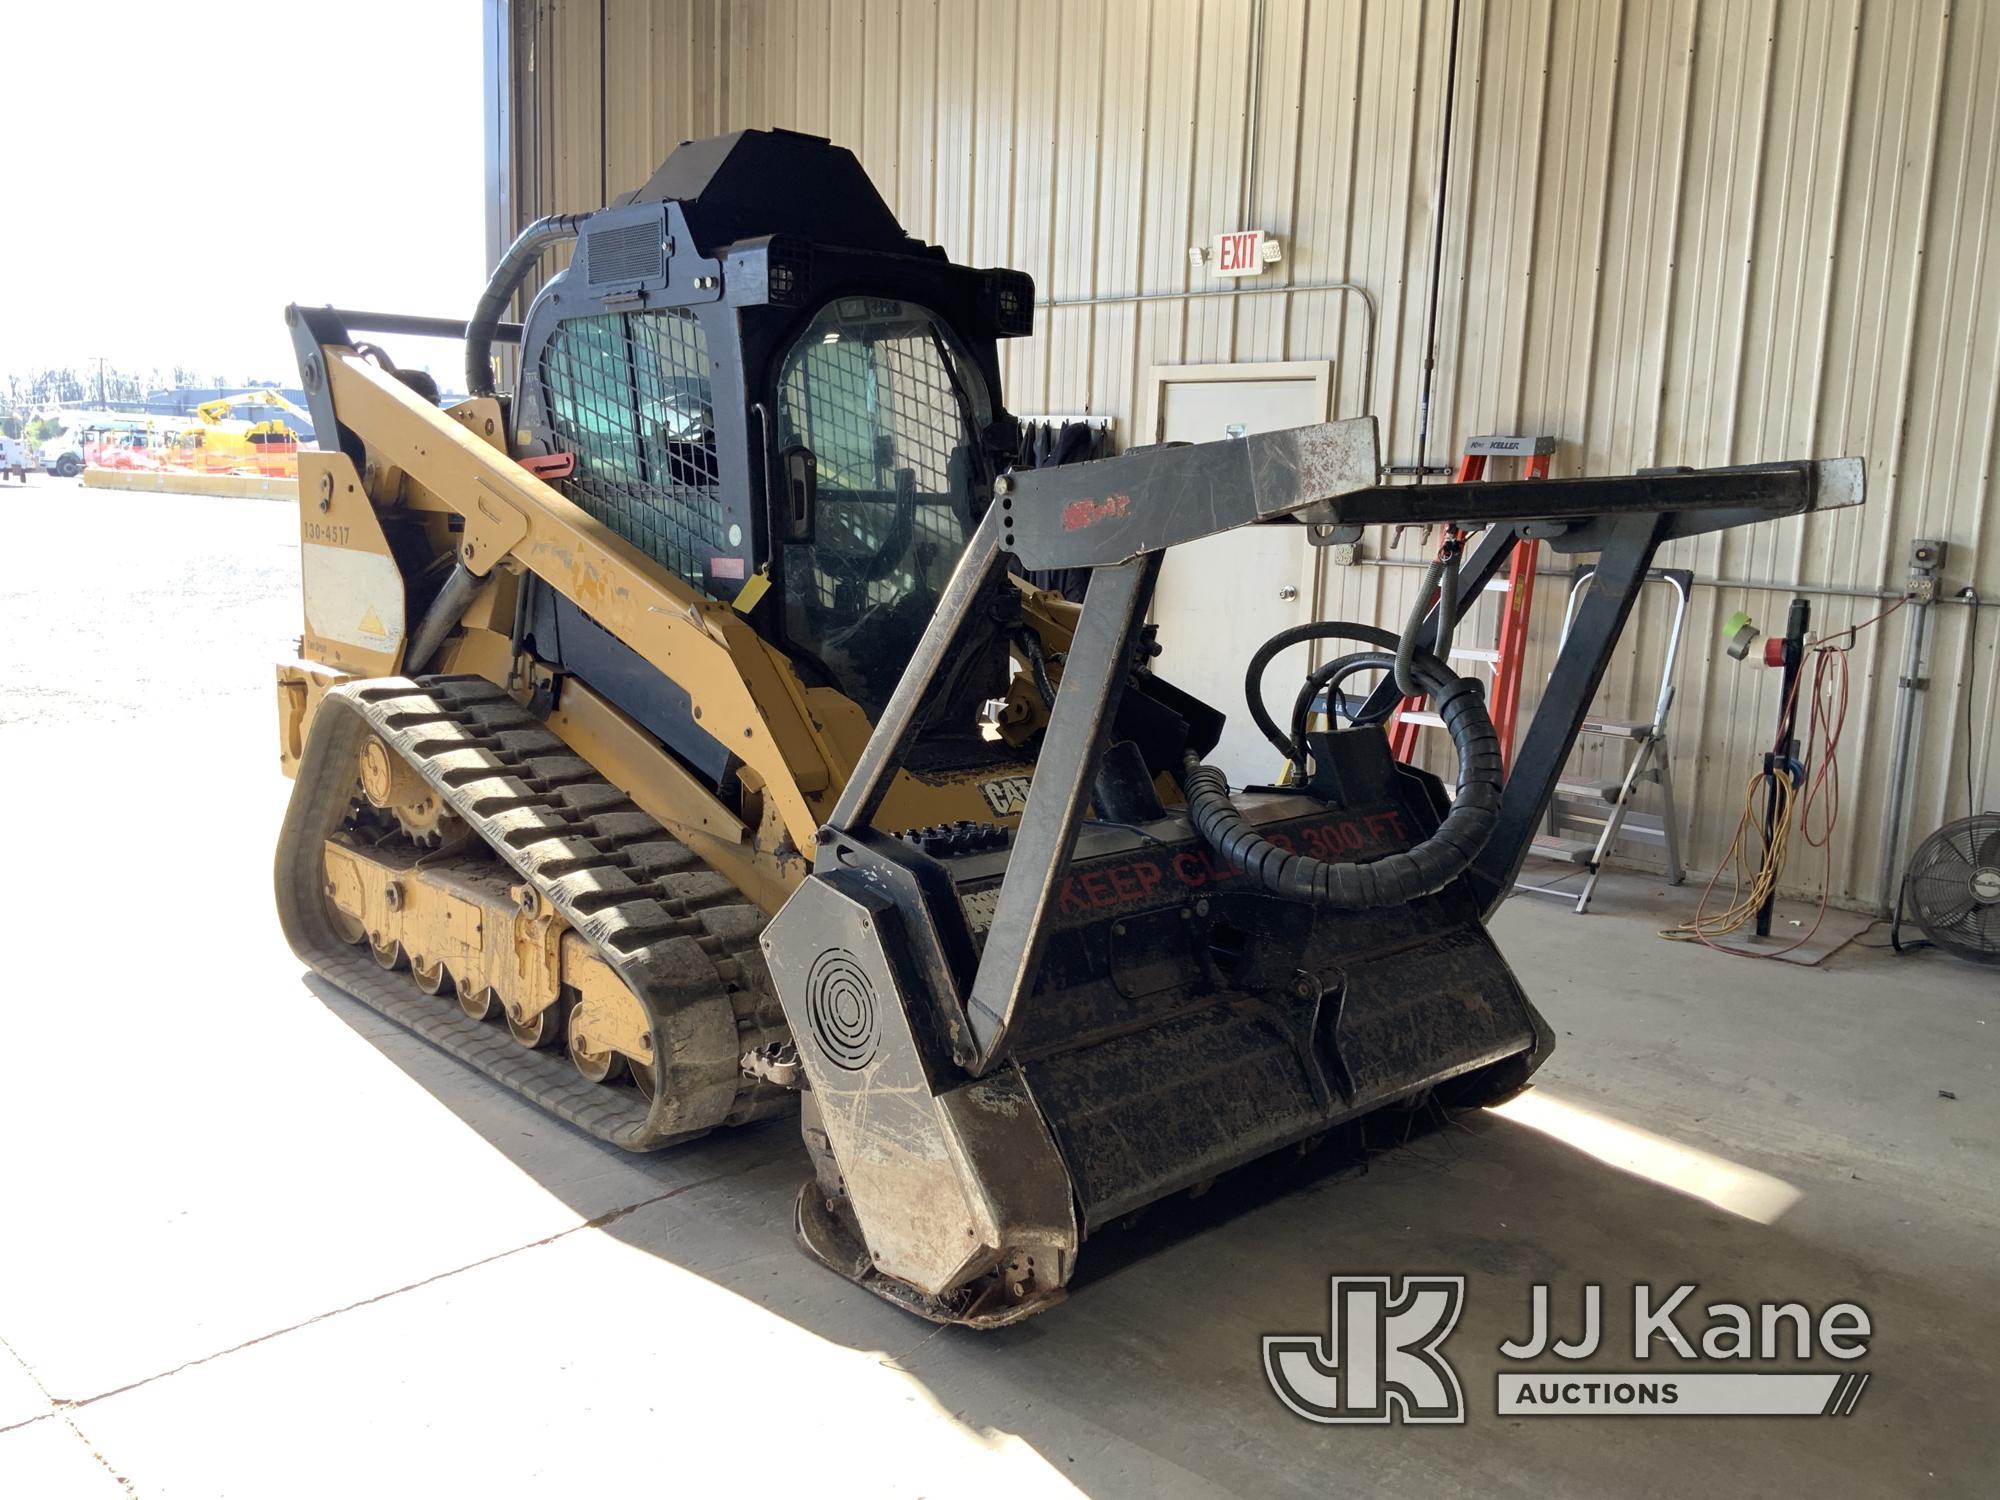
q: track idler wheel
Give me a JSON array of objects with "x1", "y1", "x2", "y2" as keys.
[{"x1": 324, "y1": 888, "x2": 367, "y2": 947}]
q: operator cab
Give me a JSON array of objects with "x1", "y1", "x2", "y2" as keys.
[{"x1": 513, "y1": 129, "x2": 1029, "y2": 741}]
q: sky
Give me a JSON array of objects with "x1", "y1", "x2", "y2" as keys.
[{"x1": 0, "y1": 1, "x2": 487, "y2": 386}]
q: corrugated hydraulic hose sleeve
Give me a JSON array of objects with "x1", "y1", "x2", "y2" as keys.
[
  {"x1": 465, "y1": 213, "x2": 590, "y2": 397},
  {"x1": 1188, "y1": 638, "x2": 1502, "y2": 910}
]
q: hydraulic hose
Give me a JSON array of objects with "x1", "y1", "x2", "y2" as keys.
[
  {"x1": 1194, "y1": 624, "x2": 1501, "y2": 910},
  {"x1": 1288, "y1": 650, "x2": 1385, "y2": 765},
  {"x1": 1394, "y1": 546, "x2": 1459, "y2": 697},
  {"x1": 1246, "y1": 621, "x2": 1408, "y2": 760},
  {"x1": 1434, "y1": 545, "x2": 1459, "y2": 662},
  {"x1": 1016, "y1": 628, "x2": 1060, "y2": 711},
  {"x1": 466, "y1": 213, "x2": 590, "y2": 397}
]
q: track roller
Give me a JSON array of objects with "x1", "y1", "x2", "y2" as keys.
[
  {"x1": 567, "y1": 1012, "x2": 630, "y2": 1085},
  {"x1": 506, "y1": 997, "x2": 566, "y2": 1051},
  {"x1": 456, "y1": 975, "x2": 501, "y2": 1022}
]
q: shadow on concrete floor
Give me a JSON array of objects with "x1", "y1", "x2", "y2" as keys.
[{"x1": 307, "y1": 972, "x2": 1998, "y2": 1499}]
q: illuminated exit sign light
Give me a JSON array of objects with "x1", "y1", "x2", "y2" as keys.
[{"x1": 1213, "y1": 229, "x2": 1267, "y2": 277}]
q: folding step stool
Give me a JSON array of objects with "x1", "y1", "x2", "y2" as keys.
[
  {"x1": 1519, "y1": 565, "x2": 1693, "y2": 912},
  {"x1": 1389, "y1": 435, "x2": 1554, "y2": 772}
]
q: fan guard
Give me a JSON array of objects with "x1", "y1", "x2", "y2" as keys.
[{"x1": 1903, "y1": 814, "x2": 2000, "y2": 963}]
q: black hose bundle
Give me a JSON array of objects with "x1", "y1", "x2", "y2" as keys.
[
  {"x1": 1181, "y1": 622, "x2": 1502, "y2": 910},
  {"x1": 465, "y1": 213, "x2": 591, "y2": 397}
]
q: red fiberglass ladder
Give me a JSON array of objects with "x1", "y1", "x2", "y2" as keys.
[{"x1": 1387, "y1": 435, "x2": 1555, "y2": 775}]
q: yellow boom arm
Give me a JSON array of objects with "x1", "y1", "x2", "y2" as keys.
[{"x1": 316, "y1": 346, "x2": 843, "y2": 853}]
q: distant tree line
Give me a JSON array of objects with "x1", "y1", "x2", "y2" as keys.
[{"x1": 0, "y1": 362, "x2": 269, "y2": 438}]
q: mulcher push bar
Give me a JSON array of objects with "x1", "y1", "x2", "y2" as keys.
[
  {"x1": 829, "y1": 417, "x2": 1861, "y2": 1071},
  {"x1": 997, "y1": 417, "x2": 1857, "y2": 569}
]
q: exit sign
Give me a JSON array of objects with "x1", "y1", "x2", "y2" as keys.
[{"x1": 1213, "y1": 229, "x2": 1267, "y2": 277}]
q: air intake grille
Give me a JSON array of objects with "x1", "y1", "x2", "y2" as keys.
[
  {"x1": 985, "y1": 271, "x2": 1036, "y2": 336},
  {"x1": 764, "y1": 237, "x2": 813, "y2": 306},
  {"x1": 585, "y1": 221, "x2": 664, "y2": 286},
  {"x1": 539, "y1": 307, "x2": 724, "y2": 588}
]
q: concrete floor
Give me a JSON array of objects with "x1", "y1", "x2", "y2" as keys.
[{"x1": 2, "y1": 479, "x2": 1995, "y2": 1497}]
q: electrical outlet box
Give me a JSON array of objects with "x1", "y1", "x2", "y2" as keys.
[
  {"x1": 1330, "y1": 541, "x2": 1362, "y2": 567},
  {"x1": 1908, "y1": 537, "x2": 1946, "y2": 604}
]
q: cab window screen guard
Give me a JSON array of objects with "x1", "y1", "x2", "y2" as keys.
[
  {"x1": 775, "y1": 297, "x2": 990, "y2": 717},
  {"x1": 541, "y1": 306, "x2": 725, "y2": 588}
]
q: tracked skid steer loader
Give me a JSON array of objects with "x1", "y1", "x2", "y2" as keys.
[{"x1": 274, "y1": 128, "x2": 1862, "y2": 1327}]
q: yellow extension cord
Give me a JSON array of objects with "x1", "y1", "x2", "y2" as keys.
[{"x1": 1659, "y1": 766, "x2": 1797, "y2": 942}]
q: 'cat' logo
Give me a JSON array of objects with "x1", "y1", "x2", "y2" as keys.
[{"x1": 978, "y1": 775, "x2": 1032, "y2": 816}]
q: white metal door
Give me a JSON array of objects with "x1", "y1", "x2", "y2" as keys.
[{"x1": 1149, "y1": 373, "x2": 1327, "y2": 783}]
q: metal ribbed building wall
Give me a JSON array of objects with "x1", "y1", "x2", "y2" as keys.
[{"x1": 499, "y1": 0, "x2": 2000, "y2": 907}]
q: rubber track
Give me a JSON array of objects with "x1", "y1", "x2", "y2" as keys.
[{"x1": 276, "y1": 674, "x2": 791, "y2": 1150}]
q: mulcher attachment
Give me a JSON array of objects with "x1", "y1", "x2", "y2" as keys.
[{"x1": 767, "y1": 762, "x2": 1546, "y2": 1326}]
